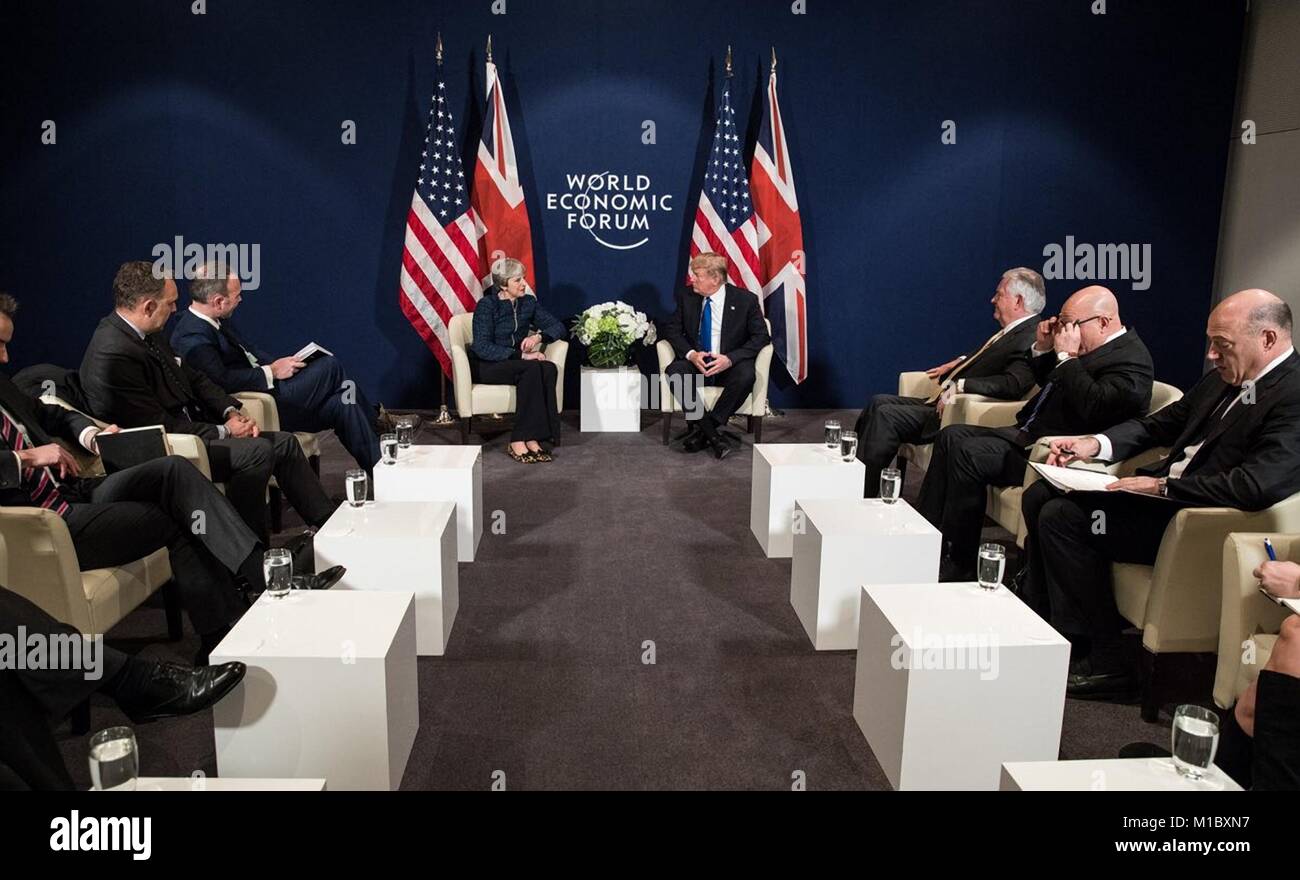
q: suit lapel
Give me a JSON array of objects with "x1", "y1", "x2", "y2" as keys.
[
  {"x1": 717, "y1": 286, "x2": 737, "y2": 351},
  {"x1": 0, "y1": 376, "x2": 51, "y2": 447},
  {"x1": 1201, "y1": 352, "x2": 1299, "y2": 449}
]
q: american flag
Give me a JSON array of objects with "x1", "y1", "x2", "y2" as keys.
[
  {"x1": 750, "y1": 58, "x2": 808, "y2": 382},
  {"x1": 472, "y1": 48, "x2": 536, "y2": 291},
  {"x1": 398, "y1": 47, "x2": 485, "y2": 377},
  {"x1": 689, "y1": 67, "x2": 763, "y2": 292}
]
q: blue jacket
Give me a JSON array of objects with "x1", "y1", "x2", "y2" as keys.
[
  {"x1": 470, "y1": 289, "x2": 567, "y2": 361},
  {"x1": 171, "y1": 308, "x2": 274, "y2": 392}
]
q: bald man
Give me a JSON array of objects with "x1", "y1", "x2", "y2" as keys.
[
  {"x1": 919, "y1": 285, "x2": 1154, "y2": 580},
  {"x1": 1022, "y1": 290, "x2": 1300, "y2": 699}
]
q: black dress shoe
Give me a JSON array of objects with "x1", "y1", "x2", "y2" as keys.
[
  {"x1": 938, "y1": 559, "x2": 975, "y2": 582},
  {"x1": 673, "y1": 423, "x2": 702, "y2": 444},
  {"x1": 280, "y1": 530, "x2": 317, "y2": 574},
  {"x1": 117, "y1": 661, "x2": 247, "y2": 723},
  {"x1": 302, "y1": 565, "x2": 346, "y2": 590},
  {"x1": 1066, "y1": 657, "x2": 1137, "y2": 699},
  {"x1": 682, "y1": 432, "x2": 709, "y2": 453},
  {"x1": 707, "y1": 436, "x2": 733, "y2": 461},
  {"x1": 1118, "y1": 742, "x2": 1171, "y2": 759}
]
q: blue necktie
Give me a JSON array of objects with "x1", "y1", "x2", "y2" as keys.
[
  {"x1": 1019, "y1": 381, "x2": 1053, "y2": 434},
  {"x1": 700, "y1": 297, "x2": 713, "y2": 353}
]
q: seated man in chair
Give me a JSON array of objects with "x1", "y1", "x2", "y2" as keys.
[
  {"x1": 172, "y1": 261, "x2": 383, "y2": 472},
  {"x1": 660, "y1": 252, "x2": 770, "y2": 461}
]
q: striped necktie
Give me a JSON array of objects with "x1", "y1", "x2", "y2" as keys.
[{"x1": 1, "y1": 410, "x2": 70, "y2": 517}]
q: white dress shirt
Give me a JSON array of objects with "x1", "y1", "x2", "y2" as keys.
[
  {"x1": 687, "y1": 285, "x2": 727, "y2": 357},
  {"x1": 189, "y1": 306, "x2": 274, "y2": 389},
  {"x1": 1, "y1": 402, "x2": 98, "y2": 485}
]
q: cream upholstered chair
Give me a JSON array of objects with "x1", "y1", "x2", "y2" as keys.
[
  {"x1": 894, "y1": 371, "x2": 1034, "y2": 481},
  {"x1": 1214, "y1": 532, "x2": 1295, "y2": 709},
  {"x1": 656, "y1": 319, "x2": 775, "y2": 444},
  {"x1": 449, "y1": 312, "x2": 570, "y2": 444}
]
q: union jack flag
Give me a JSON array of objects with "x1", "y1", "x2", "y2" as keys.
[{"x1": 472, "y1": 48, "x2": 536, "y2": 291}]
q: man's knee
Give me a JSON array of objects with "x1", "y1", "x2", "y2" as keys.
[
  {"x1": 1038, "y1": 496, "x2": 1088, "y2": 539},
  {"x1": 727, "y1": 360, "x2": 756, "y2": 387},
  {"x1": 1021, "y1": 479, "x2": 1058, "y2": 525}
]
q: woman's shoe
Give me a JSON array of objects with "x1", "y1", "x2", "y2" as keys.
[
  {"x1": 507, "y1": 447, "x2": 536, "y2": 464},
  {"x1": 529, "y1": 448, "x2": 554, "y2": 462}
]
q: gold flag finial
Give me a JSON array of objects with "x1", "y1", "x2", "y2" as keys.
[
  {"x1": 486, "y1": 34, "x2": 493, "y2": 63},
  {"x1": 771, "y1": 46, "x2": 777, "y2": 73},
  {"x1": 725, "y1": 44, "x2": 733, "y2": 77},
  {"x1": 435, "y1": 32, "x2": 444, "y2": 65}
]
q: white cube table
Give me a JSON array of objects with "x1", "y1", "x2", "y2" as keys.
[
  {"x1": 314, "y1": 501, "x2": 458, "y2": 656},
  {"x1": 853, "y1": 582, "x2": 1070, "y2": 790},
  {"x1": 211, "y1": 590, "x2": 418, "y2": 791},
  {"x1": 136, "y1": 777, "x2": 327, "y2": 791},
  {"x1": 580, "y1": 366, "x2": 643, "y2": 432},
  {"x1": 791, "y1": 499, "x2": 940, "y2": 650},
  {"x1": 372, "y1": 444, "x2": 482, "y2": 562},
  {"x1": 751, "y1": 443, "x2": 865, "y2": 558},
  {"x1": 1000, "y1": 758, "x2": 1243, "y2": 791}
]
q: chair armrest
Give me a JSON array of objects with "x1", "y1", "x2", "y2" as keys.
[
  {"x1": 0, "y1": 506, "x2": 88, "y2": 630},
  {"x1": 943, "y1": 395, "x2": 1021, "y2": 429},
  {"x1": 451, "y1": 342, "x2": 475, "y2": 418},
  {"x1": 235, "y1": 391, "x2": 281, "y2": 432},
  {"x1": 544, "y1": 340, "x2": 569, "y2": 413},
  {"x1": 898, "y1": 371, "x2": 938, "y2": 399},
  {"x1": 166, "y1": 434, "x2": 212, "y2": 480},
  {"x1": 750, "y1": 343, "x2": 775, "y2": 415},
  {"x1": 1215, "y1": 532, "x2": 1295, "y2": 707},
  {"x1": 656, "y1": 340, "x2": 677, "y2": 412}
]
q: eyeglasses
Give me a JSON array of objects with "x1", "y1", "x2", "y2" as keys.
[{"x1": 1058, "y1": 315, "x2": 1104, "y2": 329}]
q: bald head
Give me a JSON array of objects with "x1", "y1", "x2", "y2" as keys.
[
  {"x1": 1057, "y1": 285, "x2": 1123, "y2": 354},
  {"x1": 1207, "y1": 289, "x2": 1293, "y2": 385}
]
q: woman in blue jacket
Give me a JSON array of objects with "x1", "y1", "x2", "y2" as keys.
[{"x1": 470, "y1": 257, "x2": 567, "y2": 463}]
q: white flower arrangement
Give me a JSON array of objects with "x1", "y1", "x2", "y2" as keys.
[{"x1": 571, "y1": 300, "x2": 657, "y2": 368}]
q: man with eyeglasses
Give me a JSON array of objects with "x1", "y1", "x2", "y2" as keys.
[{"x1": 918, "y1": 285, "x2": 1154, "y2": 581}]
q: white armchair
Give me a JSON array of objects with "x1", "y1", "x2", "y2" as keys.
[
  {"x1": 656, "y1": 320, "x2": 775, "y2": 444},
  {"x1": 1215, "y1": 532, "x2": 1296, "y2": 709},
  {"x1": 449, "y1": 312, "x2": 569, "y2": 444}
]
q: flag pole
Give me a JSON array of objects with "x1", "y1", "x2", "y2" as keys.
[
  {"x1": 432, "y1": 30, "x2": 456, "y2": 426},
  {"x1": 767, "y1": 44, "x2": 787, "y2": 419}
]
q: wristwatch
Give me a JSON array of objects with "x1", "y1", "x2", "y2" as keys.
[{"x1": 1157, "y1": 477, "x2": 1169, "y2": 497}]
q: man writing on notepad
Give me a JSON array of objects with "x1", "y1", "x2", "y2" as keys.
[
  {"x1": 1020, "y1": 289, "x2": 1300, "y2": 697},
  {"x1": 171, "y1": 262, "x2": 383, "y2": 471}
]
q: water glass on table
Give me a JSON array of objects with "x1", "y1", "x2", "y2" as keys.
[
  {"x1": 396, "y1": 415, "x2": 416, "y2": 448},
  {"x1": 88, "y1": 726, "x2": 139, "y2": 791},
  {"x1": 1171, "y1": 705, "x2": 1220, "y2": 779},
  {"x1": 380, "y1": 433, "x2": 399, "y2": 465},
  {"x1": 263, "y1": 548, "x2": 293, "y2": 599},
  {"x1": 839, "y1": 430, "x2": 858, "y2": 463},
  {"x1": 977, "y1": 542, "x2": 1005, "y2": 590},
  {"x1": 824, "y1": 419, "x2": 841, "y2": 449},
  {"x1": 345, "y1": 468, "x2": 367, "y2": 507},
  {"x1": 880, "y1": 467, "x2": 902, "y2": 504}
]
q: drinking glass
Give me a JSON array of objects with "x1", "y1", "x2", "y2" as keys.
[
  {"x1": 1171, "y1": 704, "x2": 1220, "y2": 780},
  {"x1": 88, "y1": 726, "x2": 139, "y2": 791},
  {"x1": 880, "y1": 467, "x2": 902, "y2": 504},
  {"x1": 263, "y1": 548, "x2": 293, "y2": 599},
  {"x1": 345, "y1": 468, "x2": 367, "y2": 507},
  {"x1": 396, "y1": 415, "x2": 416, "y2": 448},
  {"x1": 839, "y1": 430, "x2": 858, "y2": 462},
  {"x1": 824, "y1": 419, "x2": 841, "y2": 449},
  {"x1": 977, "y1": 543, "x2": 1006, "y2": 590},
  {"x1": 380, "y1": 433, "x2": 399, "y2": 465}
]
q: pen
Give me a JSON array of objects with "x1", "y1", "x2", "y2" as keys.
[{"x1": 1265, "y1": 538, "x2": 1277, "y2": 561}]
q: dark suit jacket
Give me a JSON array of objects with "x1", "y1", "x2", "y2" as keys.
[
  {"x1": 170, "y1": 309, "x2": 274, "y2": 394},
  {"x1": 79, "y1": 313, "x2": 241, "y2": 442},
  {"x1": 0, "y1": 374, "x2": 96, "y2": 504},
  {"x1": 945, "y1": 317, "x2": 1039, "y2": 399},
  {"x1": 1016, "y1": 329, "x2": 1154, "y2": 439},
  {"x1": 661, "y1": 284, "x2": 770, "y2": 364},
  {"x1": 1104, "y1": 351, "x2": 1300, "y2": 511}
]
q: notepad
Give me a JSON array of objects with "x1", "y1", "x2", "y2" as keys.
[
  {"x1": 1028, "y1": 461, "x2": 1176, "y2": 499},
  {"x1": 96, "y1": 425, "x2": 171, "y2": 475},
  {"x1": 1258, "y1": 589, "x2": 1300, "y2": 614},
  {"x1": 293, "y1": 342, "x2": 334, "y2": 364}
]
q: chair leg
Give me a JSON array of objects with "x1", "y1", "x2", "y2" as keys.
[
  {"x1": 269, "y1": 486, "x2": 284, "y2": 534},
  {"x1": 747, "y1": 415, "x2": 756, "y2": 434},
  {"x1": 309, "y1": 455, "x2": 321, "y2": 477},
  {"x1": 752, "y1": 416, "x2": 763, "y2": 443},
  {"x1": 163, "y1": 580, "x2": 184, "y2": 641},
  {"x1": 897, "y1": 459, "x2": 908, "y2": 488},
  {"x1": 662, "y1": 411, "x2": 672, "y2": 445},
  {"x1": 70, "y1": 699, "x2": 91, "y2": 736},
  {"x1": 460, "y1": 417, "x2": 471, "y2": 444},
  {"x1": 1138, "y1": 649, "x2": 1161, "y2": 723},
  {"x1": 553, "y1": 419, "x2": 562, "y2": 448}
]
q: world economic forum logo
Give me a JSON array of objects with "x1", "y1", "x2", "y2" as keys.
[{"x1": 545, "y1": 172, "x2": 674, "y2": 251}]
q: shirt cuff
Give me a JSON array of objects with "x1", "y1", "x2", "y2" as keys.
[
  {"x1": 956, "y1": 379, "x2": 966, "y2": 393},
  {"x1": 1095, "y1": 434, "x2": 1114, "y2": 462},
  {"x1": 262, "y1": 366, "x2": 274, "y2": 389},
  {"x1": 1031, "y1": 344, "x2": 1051, "y2": 357},
  {"x1": 217, "y1": 425, "x2": 228, "y2": 440},
  {"x1": 79, "y1": 426, "x2": 101, "y2": 454},
  {"x1": 222, "y1": 406, "x2": 238, "y2": 419}
]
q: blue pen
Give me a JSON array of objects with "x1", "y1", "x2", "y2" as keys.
[{"x1": 1265, "y1": 538, "x2": 1278, "y2": 561}]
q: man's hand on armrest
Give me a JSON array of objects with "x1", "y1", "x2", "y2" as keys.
[{"x1": 1254, "y1": 561, "x2": 1300, "y2": 600}]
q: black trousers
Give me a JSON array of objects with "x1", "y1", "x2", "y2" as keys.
[
  {"x1": 207, "y1": 430, "x2": 335, "y2": 541},
  {"x1": 854, "y1": 393, "x2": 939, "y2": 496},
  {"x1": 65, "y1": 456, "x2": 257, "y2": 634},
  {"x1": 0, "y1": 586, "x2": 130, "y2": 791},
  {"x1": 469, "y1": 356, "x2": 561, "y2": 442},
  {"x1": 664, "y1": 357, "x2": 756, "y2": 432},
  {"x1": 274, "y1": 355, "x2": 380, "y2": 471},
  {"x1": 1019, "y1": 480, "x2": 1187, "y2": 649},
  {"x1": 916, "y1": 425, "x2": 1030, "y2": 570}
]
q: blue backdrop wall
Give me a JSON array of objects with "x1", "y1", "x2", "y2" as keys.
[{"x1": 0, "y1": 0, "x2": 1244, "y2": 410}]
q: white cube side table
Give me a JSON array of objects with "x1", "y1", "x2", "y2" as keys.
[
  {"x1": 1000, "y1": 758, "x2": 1243, "y2": 791},
  {"x1": 579, "y1": 366, "x2": 643, "y2": 432},
  {"x1": 211, "y1": 590, "x2": 418, "y2": 791},
  {"x1": 790, "y1": 499, "x2": 940, "y2": 650},
  {"x1": 372, "y1": 444, "x2": 482, "y2": 562},
  {"x1": 314, "y1": 501, "x2": 458, "y2": 656},
  {"x1": 750, "y1": 443, "x2": 865, "y2": 558},
  {"x1": 853, "y1": 582, "x2": 1070, "y2": 790}
]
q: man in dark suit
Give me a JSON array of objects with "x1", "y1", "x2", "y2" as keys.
[
  {"x1": 918, "y1": 285, "x2": 1154, "y2": 579},
  {"x1": 1023, "y1": 289, "x2": 1300, "y2": 696},
  {"x1": 0, "y1": 293, "x2": 264, "y2": 658},
  {"x1": 78, "y1": 262, "x2": 337, "y2": 542},
  {"x1": 854, "y1": 267, "x2": 1045, "y2": 496},
  {"x1": 171, "y1": 263, "x2": 382, "y2": 472},
  {"x1": 659, "y1": 252, "x2": 771, "y2": 460}
]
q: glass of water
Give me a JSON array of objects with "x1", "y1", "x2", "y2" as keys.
[
  {"x1": 396, "y1": 415, "x2": 416, "y2": 448},
  {"x1": 824, "y1": 419, "x2": 841, "y2": 449},
  {"x1": 839, "y1": 430, "x2": 858, "y2": 462},
  {"x1": 977, "y1": 542, "x2": 1006, "y2": 590},
  {"x1": 345, "y1": 468, "x2": 367, "y2": 507},
  {"x1": 1171, "y1": 704, "x2": 1220, "y2": 779},
  {"x1": 88, "y1": 726, "x2": 139, "y2": 791},
  {"x1": 880, "y1": 467, "x2": 902, "y2": 504},
  {"x1": 263, "y1": 548, "x2": 293, "y2": 599},
  {"x1": 380, "y1": 433, "x2": 399, "y2": 465}
]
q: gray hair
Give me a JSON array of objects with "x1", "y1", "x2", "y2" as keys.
[
  {"x1": 1001, "y1": 267, "x2": 1046, "y2": 314},
  {"x1": 490, "y1": 257, "x2": 526, "y2": 289},
  {"x1": 189, "y1": 261, "x2": 235, "y2": 303},
  {"x1": 1248, "y1": 300, "x2": 1294, "y2": 336}
]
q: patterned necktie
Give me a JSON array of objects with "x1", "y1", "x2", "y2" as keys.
[
  {"x1": 1018, "y1": 381, "x2": 1054, "y2": 435},
  {"x1": 925, "y1": 328, "x2": 1004, "y2": 405},
  {"x1": 1, "y1": 410, "x2": 70, "y2": 517},
  {"x1": 699, "y1": 297, "x2": 713, "y2": 353}
]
